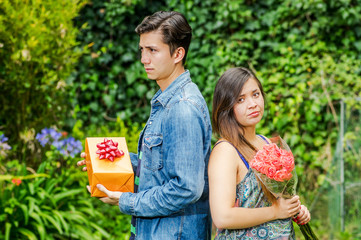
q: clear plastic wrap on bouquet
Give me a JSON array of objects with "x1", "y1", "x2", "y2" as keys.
[
  {"x1": 250, "y1": 136, "x2": 297, "y2": 199},
  {"x1": 253, "y1": 168, "x2": 298, "y2": 199},
  {"x1": 250, "y1": 135, "x2": 318, "y2": 240}
]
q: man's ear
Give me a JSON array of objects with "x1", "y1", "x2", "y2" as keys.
[{"x1": 173, "y1": 47, "x2": 185, "y2": 64}]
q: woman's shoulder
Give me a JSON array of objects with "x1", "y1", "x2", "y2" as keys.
[
  {"x1": 211, "y1": 139, "x2": 241, "y2": 160},
  {"x1": 209, "y1": 139, "x2": 240, "y2": 171},
  {"x1": 213, "y1": 138, "x2": 234, "y2": 150},
  {"x1": 257, "y1": 134, "x2": 271, "y2": 144}
]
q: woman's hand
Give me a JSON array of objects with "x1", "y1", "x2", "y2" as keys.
[
  {"x1": 273, "y1": 195, "x2": 301, "y2": 219},
  {"x1": 293, "y1": 205, "x2": 311, "y2": 225}
]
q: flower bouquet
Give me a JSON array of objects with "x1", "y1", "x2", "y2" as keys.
[{"x1": 250, "y1": 136, "x2": 318, "y2": 240}]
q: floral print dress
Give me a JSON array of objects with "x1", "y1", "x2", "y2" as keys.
[{"x1": 214, "y1": 139, "x2": 295, "y2": 240}]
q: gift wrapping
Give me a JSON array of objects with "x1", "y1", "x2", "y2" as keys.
[{"x1": 85, "y1": 137, "x2": 134, "y2": 197}]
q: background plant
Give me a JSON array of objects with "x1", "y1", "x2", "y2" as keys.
[
  {"x1": 2, "y1": 0, "x2": 361, "y2": 238},
  {"x1": 0, "y1": 119, "x2": 140, "y2": 239},
  {"x1": 0, "y1": 0, "x2": 88, "y2": 162},
  {"x1": 70, "y1": 0, "x2": 360, "y2": 238},
  {"x1": 0, "y1": 159, "x2": 109, "y2": 240}
]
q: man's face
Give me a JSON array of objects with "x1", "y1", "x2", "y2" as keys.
[{"x1": 139, "y1": 31, "x2": 178, "y2": 85}]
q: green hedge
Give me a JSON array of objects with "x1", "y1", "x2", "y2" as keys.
[
  {"x1": 71, "y1": 0, "x2": 361, "y2": 194},
  {"x1": 70, "y1": 0, "x2": 164, "y2": 126}
]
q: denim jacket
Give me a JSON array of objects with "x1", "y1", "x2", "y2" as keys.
[{"x1": 119, "y1": 70, "x2": 212, "y2": 239}]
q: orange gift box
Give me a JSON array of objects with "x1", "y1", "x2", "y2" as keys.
[{"x1": 85, "y1": 137, "x2": 134, "y2": 197}]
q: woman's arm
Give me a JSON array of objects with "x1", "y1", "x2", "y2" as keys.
[{"x1": 208, "y1": 142, "x2": 300, "y2": 229}]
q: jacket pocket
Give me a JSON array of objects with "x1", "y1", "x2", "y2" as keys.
[{"x1": 143, "y1": 134, "x2": 163, "y2": 171}]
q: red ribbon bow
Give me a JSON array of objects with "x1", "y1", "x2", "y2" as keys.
[{"x1": 96, "y1": 138, "x2": 124, "y2": 162}]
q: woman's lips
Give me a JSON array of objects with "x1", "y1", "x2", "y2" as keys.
[{"x1": 248, "y1": 111, "x2": 260, "y2": 117}]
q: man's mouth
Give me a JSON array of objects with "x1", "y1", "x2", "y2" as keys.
[{"x1": 145, "y1": 68, "x2": 153, "y2": 73}]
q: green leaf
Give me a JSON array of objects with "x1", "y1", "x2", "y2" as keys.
[
  {"x1": 18, "y1": 203, "x2": 29, "y2": 225},
  {"x1": 5, "y1": 222, "x2": 11, "y2": 240},
  {"x1": 18, "y1": 228, "x2": 37, "y2": 240},
  {"x1": 40, "y1": 212, "x2": 63, "y2": 234},
  {"x1": 53, "y1": 189, "x2": 84, "y2": 202},
  {"x1": 52, "y1": 210, "x2": 69, "y2": 234},
  {"x1": 44, "y1": 178, "x2": 58, "y2": 193},
  {"x1": 72, "y1": 224, "x2": 95, "y2": 239},
  {"x1": 103, "y1": 94, "x2": 113, "y2": 107},
  {"x1": 89, "y1": 222, "x2": 111, "y2": 238},
  {"x1": 65, "y1": 211, "x2": 89, "y2": 224},
  {"x1": 28, "y1": 182, "x2": 35, "y2": 195},
  {"x1": 31, "y1": 222, "x2": 46, "y2": 240},
  {"x1": 0, "y1": 175, "x2": 13, "y2": 180},
  {"x1": 30, "y1": 211, "x2": 44, "y2": 226}
]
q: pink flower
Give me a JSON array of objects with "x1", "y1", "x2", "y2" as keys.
[
  {"x1": 267, "y1": 167, "x2": 277, "y2": 178},
  {"x1": 12, "y1": 178, "x2": 22, "y2": 186},
  {"x1": 250, "y1": 142, "x2": 295, "y2": 182}
]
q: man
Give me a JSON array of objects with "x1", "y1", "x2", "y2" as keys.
[{"x1": 78, "y1": 11, "x2": 212, "y2": 239}]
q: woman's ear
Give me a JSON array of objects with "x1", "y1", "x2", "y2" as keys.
[{"x1": 173, "y1": 47, "x2": 185, "y2": 64}]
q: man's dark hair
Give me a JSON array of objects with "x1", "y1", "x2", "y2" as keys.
[{"x1": 135, "y1": 11, "x2": 192, "y2": 64}]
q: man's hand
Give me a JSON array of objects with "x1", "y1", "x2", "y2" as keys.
[
  {"x1": 80, "y1": 154, "x2": 122, "y2": 205},
  {"x1": 95, "y1": 184, "x2": 123, "y2": 206},
  {"x1": 77, "y1": 152, "x2": 87, "y2": 171}
]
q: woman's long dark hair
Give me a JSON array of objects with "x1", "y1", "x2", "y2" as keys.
[
  {"x1": 212, "y1": 67, "x2": 265, "y2": 152},
  {"x1": 212, "y1": 67, "x2": 276, "y2": 203}
]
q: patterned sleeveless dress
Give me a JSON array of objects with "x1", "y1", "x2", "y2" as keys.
[{"x1": 214, "y1": 136, "x2": 295, "y2": 240}]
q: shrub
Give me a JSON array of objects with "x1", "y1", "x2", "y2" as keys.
[
  {"x1": 0, "y1": 0, "x2": 88, "y2": 160},
  {"x1": 0, "y1": 160, "x2": 111, "y2": 240}
]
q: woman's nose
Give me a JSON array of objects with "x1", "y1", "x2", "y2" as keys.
[{"x1": 248, "y1": 99, "x2": 257, "y2": 108}]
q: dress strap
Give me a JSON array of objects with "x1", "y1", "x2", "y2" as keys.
[
  {"x1": 257, "y1": 134, "x2": 269, "y2": 144},
  {"x1": 213, "y1": 141, "x2": 249, "y2": 169}
]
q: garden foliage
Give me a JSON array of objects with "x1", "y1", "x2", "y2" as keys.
[
  {"x1": 0, "y1": 0, "x2": 87, "y2": 150},
  {"x1": 71, "y1": 0, "x2": 361, "y2": 193},
  {"x1": 0, "y1": 159, "x2": 131, "y2": 240},
  {"x1": 1, "y1": 0, "x2": 361, "y2": 239},
  {"x1": 70, "y1": 0, "x2": 361, "y2": 237},
  {"x1": 0, "y1": 119, "x2": 138, "y2": 239}
]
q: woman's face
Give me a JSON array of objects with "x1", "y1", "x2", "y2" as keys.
[{"x1": 233, "y1": 78, "x2": 264, "y2": 128}]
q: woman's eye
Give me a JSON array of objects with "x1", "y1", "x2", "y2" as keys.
[
  {"x1": 254, "y1": 92, "x2": 260, "y2": 97},
  {"x1": 238, "y1": 98, "x2": 244, "y2": 103}
]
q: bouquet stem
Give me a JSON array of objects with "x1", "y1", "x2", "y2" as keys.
[{"x1": 299, "y1": 223, "x2": 318, "y2": 240}]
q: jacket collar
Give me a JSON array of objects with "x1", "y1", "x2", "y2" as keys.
[{"x1": 151, "y1": 70, "x2": 191, "y2": 107}]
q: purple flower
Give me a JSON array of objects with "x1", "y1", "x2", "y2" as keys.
[
  {"x1": 36, "y1": 128, "x2": 51, "y2": 147},
  {"x1": 36, "y1": 128, "x2": 82, "y2": 158},
  {"x1": 0, "y1": 134, "x2": 9, "y2": 143},
  {"x1": 56, "y1": 137, "x2": 82, "y2": 157},
  {"x1": 48, "y1": 128, "x2": 62, "y2": 141},
  {"x1": 0, "y1": 134, "x2": 11, "y2": 154},
  {"x1": 36, "y1": 128, "x2": 62, "y2": 147}
]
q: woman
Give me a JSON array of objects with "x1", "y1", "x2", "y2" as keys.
[{"x1": 209, "y1": 67, "x2": 310, "y2": 239}]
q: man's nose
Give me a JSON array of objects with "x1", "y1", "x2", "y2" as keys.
[{"x1": 141, "y1": 52, "x2": 150, "y2": 64}]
